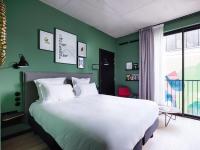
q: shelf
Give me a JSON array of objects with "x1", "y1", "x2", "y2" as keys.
[
  {"x1": 125, "y1": 69, "x2": 139, "y2": 71},
  {"x1": 126, "y1": 80, "x2": 139, "y2": 81},
  {"x1": 2, "y1": 112, "x2": 24, "y2": 122}
]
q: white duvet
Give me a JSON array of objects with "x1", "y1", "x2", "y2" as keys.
[{"x1": 29, "y1": 94, "x2": 159, "y2": 150}]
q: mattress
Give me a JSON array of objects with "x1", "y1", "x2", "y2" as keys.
[{"x1": 29, "y1": 94, "x2": 159, "y2": 150}]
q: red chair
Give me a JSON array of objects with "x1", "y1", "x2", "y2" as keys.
[{"x1": 118, "y1": 86, "x2": 132, "y2": 98}]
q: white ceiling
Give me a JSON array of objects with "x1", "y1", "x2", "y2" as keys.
[{"x1": 40, "y1": 0, "x2": 200, "y2": 38}]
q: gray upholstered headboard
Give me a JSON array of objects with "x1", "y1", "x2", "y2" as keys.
[{"x1": 23, "y1": 71, "x2": 93, "y2": 119}]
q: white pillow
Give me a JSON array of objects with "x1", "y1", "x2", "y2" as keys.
[
  {"x1": 35, "y1": 77, "x2": 66, "y2": 85},
  {"x1": 77, "y1": 83, "x2": 98, "y2": 97},
  {"x1": 34, "y1": 77, "x2": 66, "y2": 100},
  {"x1": 41, "y1": 84, "x2": 75, "y2": 102},
  {"x1": 72, "y1": 77, "x2": 90, "y2": 85},
  {"x1": 72, "y1": 77, "x2": 90, "y2": 96}
]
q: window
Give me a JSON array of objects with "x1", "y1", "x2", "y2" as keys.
[
  {"x1": 165, "y1": 33, "x2": 182, "y2": 51},
  {"x1": 164, "y1": 25, "x2": 200, "y2": 117},
  {"x1": 166, "y1": 29, "x2": 200, "y2": 51},
  {"x1": 185, "y1": 29, "x2": 200, "y2": 49}
]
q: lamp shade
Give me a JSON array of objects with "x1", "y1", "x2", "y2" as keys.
[{"x1": 13, "y1": 54, "x2": 29, "y2": 69}]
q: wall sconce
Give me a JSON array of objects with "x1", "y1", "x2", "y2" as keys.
[{"x1": 13, "y1": 54, "x2": 29, "y2": 69}]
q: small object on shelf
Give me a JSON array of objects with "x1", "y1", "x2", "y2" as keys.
[
  {"x1": 133, "y1": 63, "x2": 139, "y2": 70},
  {"x1": 126, "y1": 74, "x2": 139, "y2": 81}
]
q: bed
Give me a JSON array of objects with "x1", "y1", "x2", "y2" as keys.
[{"x1": 23, "y1": 71, "x2": 159, "y2": 150}]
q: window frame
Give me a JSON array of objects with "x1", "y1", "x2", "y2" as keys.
[
  {"x1": 164, "y1": 24, "x2": 200, "y2": 51},
  {"x1": 164, "y1": 24, "x2": 200, "y2": 118}
]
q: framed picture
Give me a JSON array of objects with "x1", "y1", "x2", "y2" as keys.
[
  {"x1": 126, "y1": 62, "x2": 133, "y2": 70},
  {"x1": 39, "y1": 30, "x2": 54, "y2": 51},
  {"x1": 55, "y1": 29, "x2": 77, "y2": 64},
  {"x1": 78, "y1": 57, "x2": 84, "y2": 69},
  {"x1": 78, "y1": 42, "x2": 87, "y2": 57}
]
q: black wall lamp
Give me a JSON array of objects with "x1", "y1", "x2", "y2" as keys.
[{"x1": 13, "y1": 54, "x2": 29, "y2": 69}]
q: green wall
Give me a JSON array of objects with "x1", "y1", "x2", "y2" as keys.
[
  {"x1": 0, "y1": 0, "x2": 116, "y2": 113},
  {"x1": 164, "y1": 12, "x2": 200, "y2": 32},
  {"x1": 115, "y1": 12, "x2": 200, "y2": 96},
  {"x1": 115, "y1": 32, "x2": 139, "y2": 95}
]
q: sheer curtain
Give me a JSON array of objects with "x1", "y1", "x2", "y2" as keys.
[{"x1": 153, "y1": 24, "x2": 165, "y2": 105}]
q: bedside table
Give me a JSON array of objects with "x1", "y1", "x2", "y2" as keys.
[
  {"x1": 159, "y1": 105, "x2": 181, "y2": 127},
  {"x1": 1, "y1": 111, "x2": 31, "y2": 140}
]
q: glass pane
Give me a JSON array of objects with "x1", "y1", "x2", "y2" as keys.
[
  {"x1": 166, "y1": 34, "x2": 176, "y2": 51},
  {"x1": 185, "y1": 29, "x2": 199, "y2": 49},
  {"x1": 164, "y1": 33, "x2": 182, "y2": 111},
  {"x1": 166, "y1": 33, "x2": 182, "y2": 51},
  {"x1": 184, "y1": 29, "x2": 200, "y2": 117},
  {"x1": 176, "y1": 33, "x2": 182, "y2": 49},
  {"x1": 199, "y1": 29, "x2": 200, "y2": 45}
]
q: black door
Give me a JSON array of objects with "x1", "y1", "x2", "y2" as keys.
[{"x1": 99, "y1": 49, "x2": 115, "y2": 95}]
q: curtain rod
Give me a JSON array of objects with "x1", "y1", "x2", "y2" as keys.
[{"x1": 119, "y1": 39, "x2": 139, "y2": 46}]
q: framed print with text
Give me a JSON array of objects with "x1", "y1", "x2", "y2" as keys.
[{"x1": 55, "y1": 29, "x2": 77, "y2": 64}]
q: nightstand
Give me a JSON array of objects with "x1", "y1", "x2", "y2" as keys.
[{"x1": 1, "y1": 111, "x2": 31, "y2": 140}]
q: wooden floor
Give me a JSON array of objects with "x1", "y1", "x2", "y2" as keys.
[{"x1": 1, "y1": 132, "x2": 49, "y2": 150}]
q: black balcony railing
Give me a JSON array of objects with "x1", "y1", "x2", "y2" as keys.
[{"x1": 165, "y1": 80, "x2": 200, "y2": 117}]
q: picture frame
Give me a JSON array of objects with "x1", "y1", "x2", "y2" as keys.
[
  {"x1": 126, "y1": 62, "x2": 133, "y2": 70},
  {"x1": 78, "y1": 42, "x2": 87, "y2": 57},
  {"x1": 126, "y1": 74, "x2": 139, "y2": 81},
  {"x1": 55, "y1": 28, "x2": 77, "y2": 64},
  {"x1": 77, "y1": 57, "x2": 84, "y2": 69},
  {"x1": 39, "y1": 30, "x2": 54, "y2": 51},
  {"x1": 133, "y1": 63, "x2": 139, "y2": 70}
]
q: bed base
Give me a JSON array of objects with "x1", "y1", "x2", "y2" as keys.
[
  {"x1": 143, "y1": 118, "x2": 159, "y2": 145},
  {"x1": 29, "y1": 116, "x2": 62, "y2": 150},
  {"x1": 29, "y1": 116, "x2": 158, "y2": 150}
]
